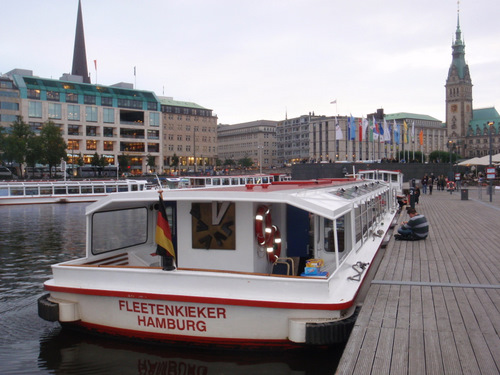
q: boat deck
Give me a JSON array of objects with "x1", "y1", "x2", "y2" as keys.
[{"x1": 336, "y1": 187, "x2": 500, "y2": 374}]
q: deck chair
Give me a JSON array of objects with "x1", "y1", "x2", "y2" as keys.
[{"x1": 272, "y1": 257, "x2": 295, "y2": 276}]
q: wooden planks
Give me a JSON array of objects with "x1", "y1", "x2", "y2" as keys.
[{"x1": 336, "y1": 190, "x2": 500, "y2": 375}]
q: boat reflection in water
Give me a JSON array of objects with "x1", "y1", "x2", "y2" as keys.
[{"x1": 39, "y1": 327, "x2": 342, "y2": 375}]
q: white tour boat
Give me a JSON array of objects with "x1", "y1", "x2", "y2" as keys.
[
  {"x1": 0, "y1": 179, "x2": 147, "y2": 205},
  {"x1": 38, "y1": 172, "x2": 402, "y2": 349}
]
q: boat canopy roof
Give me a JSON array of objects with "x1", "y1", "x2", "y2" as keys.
[{"x1": 87, "y1": 179, "x2": 392, "y2": 221}]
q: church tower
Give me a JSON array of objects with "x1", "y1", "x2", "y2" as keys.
[
  {"x1": 71, "y1": 0, "x2": 90, "y2": 83},
  {"x1": 445, "y1": 6, "x2": 472, "y2": 156}
]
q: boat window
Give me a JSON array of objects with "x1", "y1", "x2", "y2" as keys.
[
  {"x1": 354, "y1": 205, "x2": 362, "y2": 243},
  {"x1": 262, "y1": 177, "x2": 269, "y2": 184},
  {"x1": 10, "y1": 187, "x2": 24, "y2": 196},
  {"x1": 222, "y1": 178, "x2": 230, "y2": 185},
  {"x1": 239, "y1": 178, "x2": 246, "y2": 184},
  {"x1": 94, "y1": 186, "x2": 104, "y2": 194},
  {"x1": 117, "y1": 185, "x2": 129, "y2": 192},
  {"x1": 324, "y1": 219, "x2": 335, "y2": 252},
  {"x1": 231, "y1": 178, "x2": 239, "y2": 185},
  {"x1": 336, "y1": 215, "x2": 346, "y2": 253},
  {"x1": 91, "y1": 207, "x2": 148, "y2": 254},
  {"x1": 81, "y1": 186, "x2": 93, "y2": 194},
  {"x1": 68, "y1": 186, "x2": 80, "y2": 194},
  {"x1": 246, "y1": 177, "x2": 254, "y2": 184},
  {"x1": 0, "y1": 187, "x2": 8, "y2": 196},
  {"x1": 25, "y1": 187, "x2": 39, "y2": 195},
  {"x1": 106, "y1": 185, "x2": 117, "y2": 193},
  {"x1": 212, "y1": 178, "x2": 220, "y2": 186},
  {"x1": 40, "y1": 187, "x2": 52, "y2": 195},
  {"x1": 54, "y1": 187, "x2": 66, "y2": 195}
]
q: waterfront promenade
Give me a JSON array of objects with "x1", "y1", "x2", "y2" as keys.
[{"x1": 336, "y1": 187, "x2": 500, "y2": 374}]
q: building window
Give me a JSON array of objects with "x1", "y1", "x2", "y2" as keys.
[
  {"x1": 28, "y1": 101, "x2": 42, "y2": 118},
  {"x1": 86, "y1": 106, "x2": 98, "y2": 122},
  {"x1": 27, "y1": 89, "x2": 40, "y2": 99},
  {"x1": 67, "y1": 105, "x2": 80, "y2": 121},
  {"x1": 49, "y1": 104, "x2": 63, "y2": 121},
  {"x1": 86, "y1": 126, "x2": 98, "y2": 137},
  {"x1": 103, "y1": 108, "x2": 114, "y2": 123},
  {"x1": 84, "y1": 95, "x2": 96, "y2": 105},
  {"x1": 103, "y1": 127, "x2": 113, "y2": 137},
  {"x1": 147, "y1": 102, "x2": 157, "y2": 111},
  {"x1": 103, "y1": 141, "x2": 113, "y2": 151},
  {"x1": 86, "y1": 140, "x2": 97, "y2": 150},
  {"x1": 66, "y1": 92, "x2": 78, "y2": 103},
  {"x1": 46, "y1": 91, "x2": 60, "y2": 101},
  {"x1": 149, "y1": 112, "x2": 160, "y2": 127},
  {"x1": 101, "y1": 96, "x2": 113, "y2": 106},
  {"x1": 0, "y1": 102, "x2": 19, "y2": 110},
  {"x1": 68, "y1": 124, "x2": 80, "y2": 136}
]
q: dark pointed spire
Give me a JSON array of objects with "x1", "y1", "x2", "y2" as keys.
[{"x1": 71, "y1": 0, "x2": 90, "y2": 83}]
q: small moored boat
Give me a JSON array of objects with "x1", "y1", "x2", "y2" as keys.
[
  {"x1": 0, "y1": 179, "x2": 147, "y2": 205},
  {"x1": 38, "y1": 171, "x2": 402, "y2": 349}
]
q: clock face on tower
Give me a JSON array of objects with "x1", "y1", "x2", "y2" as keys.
[{"x1": 451, "y1": 104, "x2": 458, "y2": 113}]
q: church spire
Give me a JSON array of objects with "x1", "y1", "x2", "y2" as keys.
[{"x1": 71, "y1": 0, "x2": 90, "y2": 83}]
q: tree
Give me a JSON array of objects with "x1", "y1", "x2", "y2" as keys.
[
  {"x1": 147, "y1": 154, "x2": 156, "y2": 173},
  {"x1": 25, "y1": 136, "x2": 43, "y2": 178},
  {"x1": 223, "y1": 158, "x2": 235, "y2": 167},
  {"x1": 91, "y1": 152, "x2": 101, "y2": 176},
  {"x1": 3, "y1": 117, "x2": 34, "y2": 177},
  {"x1": 39, "y1": 121, "x2": 67, "y2": 178},
  {"x1": 118, "y1": 154, "x2": 130, "y2": 175},
  {"x1": 238, "y1": 156, "x2": 253, "y2": 169}
]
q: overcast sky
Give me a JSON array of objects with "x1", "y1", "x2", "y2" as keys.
[{"x1": 1, "y1": 0, "x2": 499, "y2": 124}]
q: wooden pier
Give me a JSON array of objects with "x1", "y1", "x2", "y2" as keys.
[{"x1": 336, "y1": 188, "x2": 500, "y2": 374}]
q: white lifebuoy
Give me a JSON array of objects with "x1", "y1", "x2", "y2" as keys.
[{"x1": 255, "y1": 205, "x2": 281, "y2": 262}]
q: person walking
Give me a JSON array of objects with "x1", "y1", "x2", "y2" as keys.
[
  {"x1": 429, "y1": 173, "x2": 435, "y2": 194},
  {"x1": 421, "y1": 174, "x2": 428, "y2": 194}
]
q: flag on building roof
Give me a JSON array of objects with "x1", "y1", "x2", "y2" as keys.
[
  {"x1": 403, "y1": 120, "x2": 408, "y2": 143},
  {"x1": 156, "y1": 194, "x2": 175, "y2": 259},
  {"x1": 349, "y1": 114, "x2": 356, "y2": 140},
  {"x1": 419, "y1": 129, "x2": 424, "y2": 146}
]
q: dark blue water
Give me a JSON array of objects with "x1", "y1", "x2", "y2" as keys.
[{"x1": 0, "y1": 203, "x2": 343, "y2": 374}]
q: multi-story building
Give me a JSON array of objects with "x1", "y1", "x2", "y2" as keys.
[
  {"x1": 3, "y1": 70, "x2": 162, "y2": 175},
  {"x1": 0, "y1": 75, "x2": 21, "y2": 128},
  {"x1": 217, "y1": 120, "x2": 277, "y2": 169},
  {"x1": 160, "y1": 97, "x2": 218, "y2": 174}
]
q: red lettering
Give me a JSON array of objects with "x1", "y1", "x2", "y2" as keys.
[
  {"x1": 187, "y1": 306, "x2": 195, "y2": 318},
  {"x1": 167, "y1": 319, "x2": 176, "y2": 330},
  {"x1": 186, "y1": 320, "x2": 195, "y2": 331},
  {"x1": 165, "y1": 305, "x2": 175, "y2": 316},
  {"x1": 141, "y1": 303, "x2": 148, "y2": 314},
  {"x1": 175, "y1": 306, "x2": 185, "y2": 317},
  {"x1": 132, "y1": 301, "x2": 140, "y2": 313},
  {"x1": 206, "y1": 307, "x2": 215, "y2": 318},
  {"x1": 197, "y1": 307, "x2": 207, "y2": 318},
  {"x1": 119, "y1": 300, "x2": 125, "y2": 311},
  {"x1": 155, "y1": 317, "x2": 166, "y2": 329},
  {"x1": 197, "y1": 321, "x2": 207, "y2": 332},
  {"x1": 157, "y1": 304, "x2": 165, "y2": 316},
  {"x1": 217, "y1": 308, "x2": 226, "y2": 319},
  {"x1": 138, "y1": 315, "x2": 146, "y2": 326}
]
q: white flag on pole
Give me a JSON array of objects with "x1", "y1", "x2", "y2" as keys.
[{"x1": 335, "y1": 117, "x2": 343, "y2": 140}]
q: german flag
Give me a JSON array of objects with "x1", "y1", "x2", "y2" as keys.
[{"x1": 156, "y1": 195, "x2": 175, "y2": 258}]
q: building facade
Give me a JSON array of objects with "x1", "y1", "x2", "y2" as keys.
[
  {"x1": 2, "y1": 70, "x2": 162, "y2": 175},
  {"x1": 218, "y1": 120, "x2": 277, "y2": 169},
  {"x1": 160, "y1": 97, "x2": 218, "y2": 174}
]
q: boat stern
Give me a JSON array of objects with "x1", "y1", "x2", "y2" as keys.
[{"x1": 38, "y1": 293, "x2": 80, "y2": 323}]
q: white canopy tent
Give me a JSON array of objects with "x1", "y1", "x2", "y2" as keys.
[{"x1": 457, "y1": 154, "x2": 500, "y2": 166}]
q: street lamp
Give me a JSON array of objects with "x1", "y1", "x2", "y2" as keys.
[
  {"x1": 448, "y1": 140, "x2": 454, "y2": 181},
  {"x1": 488, "y1": 121, "x2": 494, "y2": 202},
  {"x1": 257, "y1": 145, "x2": 263, "y2": 175}
]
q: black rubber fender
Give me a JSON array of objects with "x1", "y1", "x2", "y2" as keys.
[
  {"x1": 38, "y1": 294, "x2": 59, "y2": 322},
  {"x1": 305, "y1": 306, "x2": 361, "y2": 345}
]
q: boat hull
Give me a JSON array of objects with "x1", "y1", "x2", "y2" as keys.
[{"x1": 39, "y1": 290, "x2": 358, "y2": 349}]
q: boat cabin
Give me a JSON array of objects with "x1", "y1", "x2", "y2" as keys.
[{"x1": 86, "y1": 178, "x2": 397, "y2": 277}]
